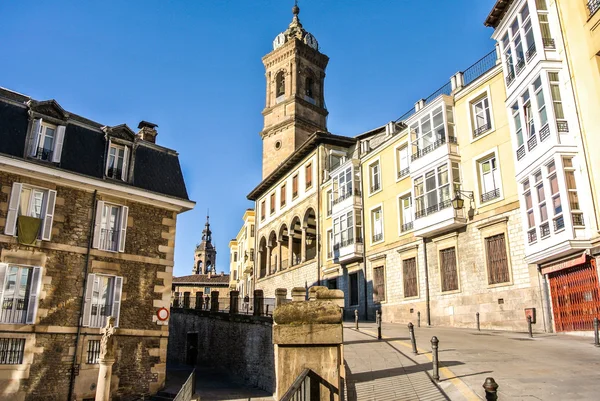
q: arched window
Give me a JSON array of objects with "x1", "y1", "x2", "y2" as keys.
[
  {"x1": 197, "y1": 261, "x2": 202, "y2": 272},
  {"x1": 276, "y1": 71, "x2": 285, "y2": 98},
  {"x1": 305, "y1": 77, "x2": 314, "y2": 98}
]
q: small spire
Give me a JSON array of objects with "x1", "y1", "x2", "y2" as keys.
[{"x1": 292, "y1": 0, "x2": 299, "y2": 16}]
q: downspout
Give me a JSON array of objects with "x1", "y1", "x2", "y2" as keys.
[
  {"x1": 423, "y1": 238, "x2": 431, "y2": 326},
  {"x1": 68, "y1": 189, "x2": 98, "y2": 401},
  {"x1": 317, "y1": 146, "x2": 322, "y2": 287},
  {"x1": 359, "y1": 161, "x2": 369, "y2": 321}
]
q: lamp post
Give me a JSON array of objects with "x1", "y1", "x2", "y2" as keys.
[{"x1": 451, "y1": 190, "x2": 474, "y2": 211}]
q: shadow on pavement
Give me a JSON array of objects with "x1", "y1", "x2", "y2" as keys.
[{"x1": 344, "y1": 336, "x2": 409, "y2": 345}]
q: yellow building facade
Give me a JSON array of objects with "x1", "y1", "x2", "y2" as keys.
[{"x1": 228, "y1": 209, "x2": 256, "y2": 297}]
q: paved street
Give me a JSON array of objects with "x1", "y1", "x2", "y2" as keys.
[{"x1": 344, "y1": 322, "x2": 600, "y2": 400}]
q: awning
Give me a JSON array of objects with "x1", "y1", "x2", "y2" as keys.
[{"x1": 540, "y1": 251, "x2": 588, "y2": 275}]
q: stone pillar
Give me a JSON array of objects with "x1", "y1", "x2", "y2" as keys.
[
  {"x1": 95, "y1": 357, "x2": 116, "y2": 401},
  {"x1": 253, "y1": 289, "x2": 264, "y2": 316},
  {"x1": 230, "y1": 290, "x2": 239, "y2": 314},
  {"x1": 257, "y1": 249, "x2": 262, "y2": 278},
  {"x1": 275, "y1": 288, "x2": 288, "y2": 307},
  {"x1": 266, "y1": 246, "x2": 272, "y2": 276},
  {"x1": 301, "y1": 228, "x2": 307, "y2": 263},
  {"x1": 272, "y1": 291, "x2": 344, "y2": 401},
  {"x1": 277, "y1": 240, "x2": 283, "y2": 272},
  {"x1": 210, "y1": 291, "x2": 219, "y2": 312},
  {"x1": 288, "y1": 234, "x2": 294, "y2": 266},
  {"x1": 291, "y1": 287, "x2": 306, "y2": 302}
]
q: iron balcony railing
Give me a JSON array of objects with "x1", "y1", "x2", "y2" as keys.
[
  {"x1": 0, "y1": 297, "x2": 27, "y2": 324},
  {"x1": 106, "y1": 167, "x2": 123, "y2": 180},
  {"x1": 528, "y1": 229, "x2": 537, "y2": 244},
  {"x1": 333, "y1": 236, "x2": 362, "y2": 251},
  {"x1": 401, "y1": 221, "x2": 413, "y2": 232},
  {"x1": 89, "y1": 303, "x2": 113, "y2": 328},
  {"x1": 87, "y1": 340, "x2": 101, "y2": 364},
  {"x1": 540, "y1": 222, "x2": 550, "y2": 238},
  {"x1": 98, "y1": 228, "x2": 118, "y2": 252},
  {"x1": 0, "y1": 338, "x2": 25, "y2": 365},
  {"x1": 332, "y1": 188, "x2": 361, "y2": 206},
  {"x1": 572, "y1": 213, "x2": 584, "y2": 226},
  {"x1": 543, "y1": 38, "x2": 556, "y2": 49},
  {"x1": 515, "y1": 59, "x2": 525, "y2": 75},
  {"x1": 411, "y1": 136, "x2": 454, "y2": 162},
  {"x1": 370, "y1": 182, "x2": 381, "y2": 193},
  {"x1": 372, "y1": 233, "x2": 383, "y2": 242},
  {"x1": 516, "y1": 145, "x2": 526, "y2": 160},
  {"x1": 398, "y1": 167, "x2": 410, "y2": 179},
  {"x1": 557, "y1": 121, "x2": 569, "y2": 133},
  {"x1": 414, "y1": 199, "x2": 452, "y2": 220},
  {"x1": 424, "y1": 82, "x2": 452, "y2": 104},
  {"x1": 540, "y1": 123, "x2": 551, "y2": 140},
  {"x1": 172, "y1": 296, "x2": 278, "y2": 317},
  {"x1": 463, "y1": 50, "x2": 498, "y2": 86},
  {"x1": 473, "y1": 122, "x2": 491, "y2": 138},
  {"x1": 505, "y1": 70, "x2": 516, "y2": 86},
  {"x1": 553, "y1": 215, "x2": 565, "y2": 232},
  {"x1": 588, "y1": 0, "x2": 600, "y2": 17},
  {"x1": 481, "y1": 188, "x2": 501, "y2": 203},
  {"x1": 525, "y1": 43, "x2": 537, "y2": 61},
  {"x1": 34, "y1": 146, "x2": 53, "y2": 162},
  {"x1": 527, "y1": 135, "x2": 537, "y2": 151}
]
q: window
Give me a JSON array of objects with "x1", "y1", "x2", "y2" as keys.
[
  {"x1": 305, "y1": 163, "x2": 313, "y2": 190},
  {"x1": 83, "y1": 274, "x2": 123, "y2": 328},
  {"x1": 87, "y1": 340, "x2": 101, "y2": 364},
  {"x1": 440, "y1": 247, "x2": 459, "y2": 292},
  {"x1": 373, "y1": 266, "x2": 385, "y2": 303},
  {"x1": 479, "y1": 156, "x2": 501, "y2": 203},
  {"x1": 0, "y1": 338, "x2": 25, "y2": 365},
  {"x1": 260, "y1": 201, "x2": 265, "y2": 221},
  {"x1": 234, "y1": 252, "x2": 238, "y2": 262},
  {"x1": 512, "y1": 102, "x2": 525, "y2": 159},
  {"x1": 0, "y1": 264, "x2": 42, "y2": 325},
  {"x1": 548, "y1": 72, "x2": 567, "y2": 132},
  {"x1": 327, "y1": 278, "x2": 337, "y2": 290},
  {"x1": 414, "y1": 164, "x2": 452, "y2": 219},
  {"x1": 485, "y1": 234, "x2": 510, "y2": 284},
  {"x1": 93, "y1": 201, "x2": 129, "y2": 252},
  {"x1": 333, "y1": 167, "x2": 352, "y2": 203},
  {"x1": 292, "y1": 174, "x2": 299, "y2": 198},
  {"x1": 523, "y1": 179, "x2": 536, "y2": 243},
  {"x1": 349, "y1": 273, "x2": 359, "y2": 306},
  {"x1": 399, "y1": 195, "x2": 413, "y2": 232},
  {"x1": 547, "y1": 162, "x2": 564, "y2": 232},
  {"x1": 371, "y1": 207, "x2": 383, "y2": 243},
  {"x1": 270, "y1": 193, "x2": 276, "y2": 215},
  {"x1": 326, "y1": 229, "x2": 333, "y2": 259},
  {"x1": 28, "y1": 119, "x2": 65, "y2": 163},
  {"x1": 106, "y1": 142, "x2": 129, "y2": 181},
  {"x1": 410, "y1": 106, "x2": 447, "y2": 160},
  {"x1": 250, "y1": 224, "x2": 255, "y2": 237},
  {"x1": 333, "y1": 211, "x2": 354, "y2": 249},
  {"x1": 501, "y1": 3, "x2": 537, "y2": 85},
  {"x1": 396, "y1": 145, "x2": 410, "y2": 179},
  {"x1": 204, "y1": 287, "x2": 211, "y2": 295},
  {"x1": 472, "y1": 96, "x2": 491, "y2": 137},
  {"x1": 533, "y1": 77, "x2": 548, "y2": 129},
  {"x1": 534, "y1": 170, "x2": 550, "y2": 238},
  {"x1": 564, "y1": 157, "x2": 584, "y2": 226},
  {"x1": 4, "y1": 183, "x2": 56, "y2": 241},
  {"x1": 403, "y1": 258, "x2": 418, "y2": 298},
  {"x1": 305, "y1": 77, "x2": 314, "y2": 99},
  {"x1": 275, "y1": 71, "x2": 285, "y2": 99},
  {"x1": 369, "y1": 161, "x2": 381, "y2": 193},
  {"x1": 536, "y1": 0, "x2": 554, "y2": 48},
  {"x1": 280, "y1": 184, "x2": 286, "y2": 207},
  {"x1": 326, "y1": 189, "x2": 332, "y2": 216}
]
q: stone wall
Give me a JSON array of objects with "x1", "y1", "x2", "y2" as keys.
[
  {"x1": 167, "y1": 309, "x2": 275, "y2": 393},
  {"x1": 256, "y1": 260, "x2": 319, "y2": 298}
]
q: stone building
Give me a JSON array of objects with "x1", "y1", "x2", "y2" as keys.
[
  {"x1": 0, "y1": 87, "x2": 194, "y2": 400},
  {"x1": 228, "y1": 209, "x2": 255, "y2": 297},
  {"x1": 172, "y1": 273, "x2": 230, "y2": 309}
]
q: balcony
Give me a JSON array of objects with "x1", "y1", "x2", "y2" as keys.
[
  {"x1": 480, "y1": 188, "x2": 500, "y2": 203},
  {"x1": 543, "y1": 38, "x2": 556, "y2": 50},
  {"x1": 525, "y1": 43, "x2": 537, "y2": 62},
  {"x1": 0, "y1": 297, "x2": 27, "y2": 324},
  {"x1": 410, "y1": 136, "x2": 459, "y2": 176},
  {"x1": 98, "y1": 228, "x2": 118, "y2": 252},
  {"x1": 331, "y1": 188, "x2": 362, "y2": 216},
  {"x1": 401, "y1": 221, "x2": 413, "y2": 233},
  {"x1": 107, "y1": 167, "x2": 123, "y2": 180},
  {"x1": 473, "y1": 122, "x2": 491, "y2": 138},
  {"x1": 33, "y1": 146, "x2": 53, "y2": 162},
  {"x1": 413, "y1": 200, "x2": 467, "y2": 237},
  {"x1": 588, "y1": 0, "x2": 600, "y2": 17},
  {"x1": 372, "y1": 233, "x2": 383, "y2": 243},
  {"x1": 332, "y1": 237, "x2": 363, "y2": 264},
  {"x1": 398, "y1": 167, "x2": 410, "y2": 179}
]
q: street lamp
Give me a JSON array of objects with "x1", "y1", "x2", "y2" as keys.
[{"x1": 452, "y1": 190, "x2": 474, "y2": 210}]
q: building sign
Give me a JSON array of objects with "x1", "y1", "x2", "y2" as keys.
[{"x1": 540, "y1": 252, "x2": 588, "y2": 276}]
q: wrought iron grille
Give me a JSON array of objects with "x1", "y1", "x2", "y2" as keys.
[
  {"x1": 398, "y1": 167, "x2": 410, "y2": 179},
  {"x1": 515, "y1": 59, "x2": 525, "y2": 75},
  {"x1": 505, "y1": 70, "x2": 515, "y2": 86},
  {"x1": 485, "y1": 234, "x2": 510, "y2": 285},
  {"x1": 372, "y1": 233, "x2": 383, "y2": 243},
  {"x1": 572, "y1": 213, "x2": 585, "y2": 226},
  {"x1": 87, "y1": 340, "x2": 101, "y2": 364},
  {"x1": 553, "y1": 215, "x2": 565, "y2": 231},
  {"x1": 543, "y1": 38, "x2": 556, "y2": 49},
  {"x1": 440, "y1": 247, "x2": 459, "y2": 292},
  {"x1": 588, "y1": 0, "x2": 600, "y2": 17},
  {"x1": 540, "y1": 123, "x2": 551, "y2": 140},
  {"x1": 0, "y1": 297, "x2": 27, "y2": 324},
  {"x1": 557, "y1": 121, "x2": 569, "y2": 133},
  {"x1": 425, "y1": 82, "x2": 452, "y2": 105},
  {"x1": 34, "y1": 147, "x2": 53, "y2": 161},
  {"x1": 414, "y1": 199, "x2": 451, "y2": 219},
  {"x1": 480, "y1": 188, "x2": 501, "y2": 203},
  {"x1": 401, "y1": 221, "x2": 413, "y2": 232},
  {"x1": 473, "y1": 122, "x2": 491, "y2": 138},
  {"x1": 403, "y1": 258, "x2": 418, "y2": 298},
  {"x1": 527, "y1": 229, "x2": 537, "y2": 244},
  {"x1": 411, "y1": 137, "x2": 447, "y2": 161},
  {"x1": 463, "y1": 50, "x2": 498, "y2": 86},
  {"x1": 516, "y1": 145, "x2": 526, "y2": 160},
  {"x1": 0, "y1": 338, "x2": 25, "y2": 365},
  {"x1": 525, "y1": 43, "x2": 537, "y2": 61},
  {"x1": 370, "y1": 182, "x2": 381, "y2": 193},
  {"x1": 540, "y1": 222, "x2": 550, "y2": 238}
]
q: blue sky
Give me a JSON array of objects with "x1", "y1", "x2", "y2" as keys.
[{"x1": 0, "y1": 1, "x2": 496, "y2": 277}]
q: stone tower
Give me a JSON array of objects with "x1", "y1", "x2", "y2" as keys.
[
  {"x1": 193, "y1": 215, "x2": 217, "y2": 274},
  {"x1": 260, "y1": 3, "x2": 329, "y2": 178}
]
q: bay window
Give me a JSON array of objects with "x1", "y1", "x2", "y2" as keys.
[
  {"x1": 414, "y1": 163, "x2": 452, "y2": 219},
  {"x1": 548, "y1": 72, "x2": 567, "y2": 132},
  {"x1": 535, "y1": 171, "x2": 550, "y2": 238},
  {"x1": 333, "y1": 166, "x2": 353, "y2": 203},
  {"x1": 523, "y1": 179, "x2": 536, "y2": 243},
  {"x1": 564, "y1": 158, "x2": 583, "y2": 226},
  {"x1": 501, "y1": 2, "x2": 537, "y2": 85},
  {"x1": 333, "y1": 211, "x2": 354, "y2": 249},
  {"x1": 411, "y1": 106, "x2": 447, "y2": 160}
]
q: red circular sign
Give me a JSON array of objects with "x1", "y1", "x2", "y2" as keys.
[{"x1": 157, "y1": 307, "x2": 170, "y2": 321}]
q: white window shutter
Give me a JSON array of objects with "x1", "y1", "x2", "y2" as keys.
[
  {"x1": 25, "y1": 267, "x2": 42, "y2": 324},
  {"x1": 41, "y1": 190, "x2": 57, "y2": 241},
  {"x1": 0, "y1": 264, "x2": 7, "y2": 307},
  {"x1": 52, "y1": 125, "x2": 66, "y2": 163},
  {"x1": 5, "y1": 183, "x2": 22, "y2": 236},
  {"x1": 112, "y1": 276, "x2": 123, "y2": 327},
  {"x1": 29, "y1": 119, "x2": 42, "y2": 157},
  {"x1": 118, "y1": 206, "x2": 128, "y2": 253},
  {"x1": 105, "y1": 140, "x2": 112, "y2": 176},
  {"x1": 121, "y1": 146, "x2": 129, "y2": 182},
  {"x1": 81, "y1": 274, "x2": 96, "y2": 327},
  {"x1": 92, "y1": 201, "x2": 104, "y2": 249}
]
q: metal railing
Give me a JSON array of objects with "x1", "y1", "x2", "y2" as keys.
[
  {"x1": 540, "y1": 222, "x2": 550, "y2": 238},
  {"x1": 107, "y1": 167, "x2": 123, "y2": 180},
  {"x1": 525, "y1": 43, "x2": 537, "y2": 61},
  {"x1": 370, "y1": 182, "x2": 381, "y2": 193},
  {"x1": 332, "y1": 189, "x2": 360, "y2": 206},
  {"x1": 540, "y1": 123, "x2": 551, "y2": 140},
  {"x1": 505, "y1": 70, "x2": 516, "y2": 86},
  {"x1": 425, "y1": 82, "x2": 452, "y2": 105},
  {"x1": 90, "y1": 303, "x2": 113, "y2": 328},
  {"x1": 553, "y1": 215, "x2": 565, "y2": 231},
  {"x1": 87, "y1": 340, "x2": 101, "y2": 364},
  {"x1": 280, "y1": 368, "x2": 336, "y2": 401},
  {"x1": 174, "y1": 369, "x2": 196, "y2": 401},
  {"x1": 572, "y1": 213, "x2": 585, "y2": 226},
  {"x1": 480, "y1": 188, "x2": 501, "y2": 203},
  {"x1": 398, "y1": 167, "x2": 410, "y2": 179},
  {"x1": 557, "y1": 121, "x2": 569, "y2": 133},
  {"x1": 415, "y1": 199, "x2": 452, "y2": 219},
  {"x1": 527, "y1": 135, "x2": 537, "y2": 151},
  {"x1": 589, "y1": 0, "x2": 600, "y2": 16},
  {"x1": 172, "y1": 297, "x2": 277, "y2": 317},
  {"x1": 543, "y1": 38, "x2": 556, "y2": 49},
  {"x1": 411, "y1": 136, "x2": 447, "y2": 161},
  {"x1": 0, "y1": 297, "x2": 27, "y2": 324},
  {"x1": 473, "y1": 122, "x2": 491, "y2": 138},
  {"x1": 0, "y1": 338, "x2": 25, "y2": 365},
  {"x1": 34, "y1": 146, "x2": 53, "y2": 161},
  {"x1": 515, "y1": 59, "x2": 525, "y2": 75},
  {"x1": 463, "y1": 50, "x2": 498, "y2": 86},
  {"x1": 527, "y1": 229, "x2": 537, "y2": 244},
  {"x1": 516, "y1": 145, "x2": 526, "y2": 160},
  {"x1": 401, "y1": 221, "x2": 413, "y2": 232},
  {"x1": 372, "y1": 233, "x2": 383, "y2": 242},
  {"x1": 98, "y1": 228, "x2": 119, "y2": 252}
]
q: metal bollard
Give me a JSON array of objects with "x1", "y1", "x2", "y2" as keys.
[
  {"x1": 482, "y1": 377, "x2": 499, "y2": 401},
  {"x1": 408, "y1": 322, "x2": 418, "y2": 354},
  {"x1": 594, "y1": 317, "x2": 599, "y2": 347},
  {"x1": 476, "y1": 312, "x2": 480, "y2": 332},
  {"x1": 417, "y1": 311, "x2": 421, "y2": 328},
  {"x1": 431, "y1": 336, "x2": 439, "y2": 381},
  {"x1": 376, "y1": 310, "x2": 382, "y2": 340},
  {"x1": 527, "y1": 315, "x2": 533, "y2": 338},
  {"x1": 355, "y1": 309, "x2": 359, "y2": 330}
]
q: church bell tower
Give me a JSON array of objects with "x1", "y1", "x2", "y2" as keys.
[
  {"x1": 193, "y1": 215, "x2": 217, "y2": 275},
  {"x1": 260, "y1": 3, "x2": 329, "y2": 178}
]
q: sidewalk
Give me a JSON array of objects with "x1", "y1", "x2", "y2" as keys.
[{"x1": 345, "y1": 322, "x2": 600, "y2": 400}]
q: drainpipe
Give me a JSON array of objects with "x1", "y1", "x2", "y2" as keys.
[
  {"x1": 68, "y1": 190, "x2": 98, "y2": 401},
  {"x1": 423, "y1": 238, "x2": 431, "y2": 326},
  {"x1": 317, "y1": 146, "x2": 321, "y2": 287},
  {"x1": 359, "y1": 162, "x2": 369, "y2": 321}
]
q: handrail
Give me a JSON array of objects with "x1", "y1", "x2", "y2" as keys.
[
  {"x1": 279, "y1": 368, "x2": 338, "y2": 401},
  {"x1": 173, "y1": 369, "x2": 196, "y2": 401}
]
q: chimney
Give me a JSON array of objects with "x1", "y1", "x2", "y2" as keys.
[{"x1": 137, "y1": 121, "x2": 158, "y2": 143}]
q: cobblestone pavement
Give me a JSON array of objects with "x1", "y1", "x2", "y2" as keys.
[{"x1": 345, "y1": 322, "x2": 600, "y2": 400}]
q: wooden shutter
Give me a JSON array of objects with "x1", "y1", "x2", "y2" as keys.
[
  {"x1": 306, "y1": 164, "x2": 312, "y2": 188},
  {"x1": 25, "y1": 267, "x2": 42, "y2": 324},
  {"x1": 29, "y1": 119, "x2": 42, "y2": 157},
  {"x1": 440, "y1": 247, "x2": 459, "y2": 292},
  {"x1": 122, "y1": 146, "x2": 129, "y2": 182},
  {"x1": 403, "y1": 258, "x2": 418, "y2": 298},
  {"x1": 112, "y1": 276, "x2": 123, "y2": 327},
  {"x1": 41, "y1": 190, "x2": 57, "y2": 241},
  {"x1": 5, "y1": 183, "x2": 22, "y2": 236},
  {"x1": 82, "y1": 274, "x2": 96, "y2": 327},
  {"x1": 52, "y1": 126, "x2": 65, "y2": 162},
  {"x1": 118, "y1": 206, "x2": 129, "y2": 253},
  {"x1": 0, "y1": 264, "x2": 7, "y2": 307},
  {"x1": 92, "y1": 201, "x2": 104, "y2": 249},
  {"x1": 373, "y1": 267, "x2": 385, "y2": 303},
  {"x1": 105, "y1": 140, "x2": 112, "y2": 176},
  {"x1": 486, "y1": 234, "x2": 510, "y2": 284}
]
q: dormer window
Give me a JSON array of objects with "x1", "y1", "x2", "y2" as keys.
[
  {"x1": 106, "y1": 142, "x2": 129, "y2": 182},
  {"x1": 28, "y1": 119, "x2": 65, "y2": 163},
  {"x1": 276, "y1": 71, "x2": 285, "y2": 101}
]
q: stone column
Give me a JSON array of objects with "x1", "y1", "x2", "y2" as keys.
[
  {"x1": 301, "y1": 228, "x2": 307, "y2": 263},
  {"x1": 210, "y1": 291, "x2": 219, "y2": 312},
  {"x1": 95, "y1": 317, "x2": 117, "y2": 401},
  {"x1": 253, "y1": 289, "x2": 264, "y2": 316},
  {"x1": 275, "y1": 288, "x2": 288, "y2": 307},
  {"x1": 257, "y1": 249, "x2": 263, "y2": 278},
  {"x1": 266, "y1": 246, "x2": 272, "y2": 276},
  {"x1": 277, "y1": 240, "x2": 283, "y2": 272},
  {"x1": 272, "y1": 289, "x2": 344, "y2": 401},
  {"x1": 230, "y1": 290, "x2": 239, "y2": 314},
  {"x1": 288, "y1": 234, "x2": 294, "y2": 266}
]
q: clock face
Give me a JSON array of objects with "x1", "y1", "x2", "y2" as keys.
[
  {"x1": 273, "y1": 33, "x2": 286, "y2": 50},
  {"x1": 305, "y1": 33, "x2": 318, "y2": 50}
]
